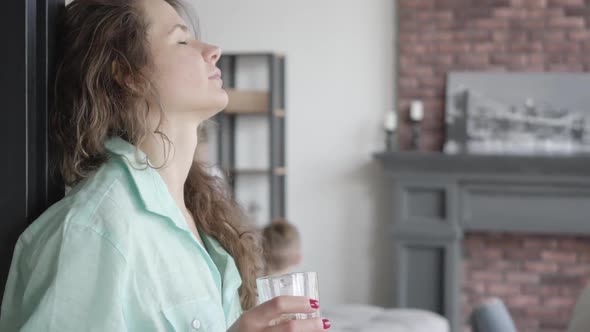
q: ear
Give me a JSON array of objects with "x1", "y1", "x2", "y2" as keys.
[
  {"x1": 292, "y1": 253, "x2": 302, "y2": 266},
  {"x1": 111, "y1": 60, "x2": 139, "y2": 93}
]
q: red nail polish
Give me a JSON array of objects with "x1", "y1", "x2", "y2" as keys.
[
  {"x1": 310, "y1": 299, "x2": 320, "y2": 309},
  {"x1": 322, "y1": 319, "x2": 331, "y2": 330}
]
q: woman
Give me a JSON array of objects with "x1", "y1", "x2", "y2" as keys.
[{"x1": 0, "y1": 0, "x2": 329, "y2": 331}]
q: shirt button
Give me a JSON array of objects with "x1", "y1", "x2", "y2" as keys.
[{"x1": 191, "y1": 319, "x2": 201, "y2": 330}]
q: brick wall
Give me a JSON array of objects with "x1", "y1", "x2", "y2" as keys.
[
  {"x1": 398, "y1": 2, "x2": 590, "y2": 331},
  {"x1": 398, "y1": 0, "x2": 590, "y2": 150},
  {"x1": 463, "y1": 234, "x2": 590, "y2": 332}
]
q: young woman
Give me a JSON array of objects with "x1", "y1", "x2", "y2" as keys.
[{"x1": 0, "y1": 0, "x2": 329, "y2": 331}]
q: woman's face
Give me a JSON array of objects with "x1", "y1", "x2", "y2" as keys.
[{"x1": 142, "y1": 0, "x2": 227, "y2": 120}]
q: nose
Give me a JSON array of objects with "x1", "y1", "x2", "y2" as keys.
[{"x1": 204, "y1": 44, "x2": 222, "y2": 65}]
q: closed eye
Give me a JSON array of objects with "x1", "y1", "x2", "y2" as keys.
[{"x1": 178, "y1": 41, "x2": 188, "y2": 45}]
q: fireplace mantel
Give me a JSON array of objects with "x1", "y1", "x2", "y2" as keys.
[{"x1": 375, "y1": 151, "x2": 590, "y2": 332}]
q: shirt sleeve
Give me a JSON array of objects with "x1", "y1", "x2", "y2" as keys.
[{"x1": 0, "y1": 222, "x2": 129, "y2": 332}]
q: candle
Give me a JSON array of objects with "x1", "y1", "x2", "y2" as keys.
[
  {"x1": 410, "y1": 100, "x2": 424, "y2": 122},
  {"x1": 384, "y1": 110, "x2": 397, "y2": 131}
]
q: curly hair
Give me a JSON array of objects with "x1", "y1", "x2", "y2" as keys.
[{"x1": 52, "y1": 0, "x2": 262, "y2": 310}]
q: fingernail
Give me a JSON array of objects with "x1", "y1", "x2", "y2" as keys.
[
  {"x1": 322, "y1": 319, "x2": 331, "y2": 330},
  {"x1": 310, "y1": 299, "x2": 320, "y2": 309}
]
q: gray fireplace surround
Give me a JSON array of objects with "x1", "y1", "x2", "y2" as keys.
[{"x1": 375, "y1": 151, "x2": 590, "y2": 332}]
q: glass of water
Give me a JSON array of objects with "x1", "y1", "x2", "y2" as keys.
[{"x1": 256, "y1": 271, "x2": 320, "y2": 326}]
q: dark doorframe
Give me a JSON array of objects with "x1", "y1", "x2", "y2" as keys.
[{"x1": 0, "y1": 0, "x2": 64, "y2": 302}]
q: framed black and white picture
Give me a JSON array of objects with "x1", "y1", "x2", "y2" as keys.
[{"x1": 444, "y1": 72, "x2": 590, "y2": 156}]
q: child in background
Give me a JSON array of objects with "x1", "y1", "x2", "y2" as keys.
[{"x1": 261, "y1": 219, "x2": 302, "y2": 276}]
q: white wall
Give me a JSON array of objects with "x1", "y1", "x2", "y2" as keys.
[{"x1": 196, "y1": 0, "x2": 397, "y2": 306}]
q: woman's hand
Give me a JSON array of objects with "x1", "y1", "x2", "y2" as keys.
[{"x1": 228, "y1": 296, "x2": 330, "y2": 331}]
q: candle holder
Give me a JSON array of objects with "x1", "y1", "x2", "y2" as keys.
[
  {"x1": 409, "y1": 100, "x2": 424, "y2": 151},
  {"x1": 385, "y1": 128, "x2": 398, "y2": 152},
  {"x1": 410, "y1": 120, "x2": 421, "y2": 150},
  {"x1": 383, "y1": 110, "x2": 398, "y2": 152}
]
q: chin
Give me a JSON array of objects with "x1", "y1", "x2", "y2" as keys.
[{"x1": 202, "y1": 99, "x2": 229, "y2": 119}]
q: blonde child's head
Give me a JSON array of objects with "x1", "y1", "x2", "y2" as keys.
[{"x1": 261, "y1": 219, "x2": 301, "y2": 276}]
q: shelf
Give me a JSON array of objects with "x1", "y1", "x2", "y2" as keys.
[
  {"x1": 274, "y1": 109, "x2": 286, "y2": 118},
  {"x1": 224, "y1": 89, "x2": 268, "y2": 114},
  {"x1": 374, "y1": 151, "x2": 590, "y2": 176},
  {"x1": 223, "y1": 52, "x2": 285, "y2": 58},
  {"x1": 217, "y1": 52, "x2": 287, "y2": 220},
  {"x1": 227, "y1": 168, "x2": 287, "y2": 176},
  {"x1": 223, "y1": 89, "x2": 286, "y2": 117},
  {"x1": 274, "y1": 167, "x2": 287, "y2": 176}
]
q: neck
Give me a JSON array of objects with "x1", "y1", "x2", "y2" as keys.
[{"x1": 139, "y1": 111, "x2": 203, "y2": 211}]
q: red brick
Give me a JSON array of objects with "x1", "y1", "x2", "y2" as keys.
[
  {"x1": 472, "y1": 19, "x2": 511, "y2": 30},
  {"x1": 512, "y1": 19, "x2": 545, "y2": 30},
  {"x1": 487, "y1": 283, "x2": 521, "y2": 296},
  {"x1": 569, "y1": 30, "x2": 590, "y2": 41},
  {"x1": 456, "y1": 54, "x2": 490, "y2": 67},
  {"x1": 473, "y1": 43, "x2": 503, "y2": 53},
  {"x1": 511, "y1": 0, "x2": 548, "y2": 7},
  {"x1": 543, "y1": 31, "x2": 566, "y2": 41},
  {"x1": 524, "y1": 307, "x2": 570, "y2": 321},
  {"x1": 494, "y1": 8, "x2": 528, "y2": 19},
  {"x1": 419, "y1": 88, "x2": 444, "y2": 98},
  {"x1": 524, "y1": 261, "x2": 558, "y2": 273},
  {"x1": 400, "y1": 0, "x2": 434, "y2": 9},
  {"x1": 464, "y1": 235, "x2": 486, "y2": 248},
  {"x1": 399, "y1": 33, "x2": 419, "y2": 43},
  {"x1": 545, "y1": 297, "x2": 577, "y2": 308},
  {"x1": 417, "y1": 32, "x2": 452, "y2": 42},
  {"x1": 469, "y1": 248, "x2": 503, "y2": 259},
  {"x1": 399, "y1": 66, "x2": 434, "y2": 77},
  {"x1": 541, "y1": 251, "x2": 577, "y2": 264},
  {"x1": 547, "y1": 17, "x2": 585, "y2": 29},
  {"x1": 548, "y1": 0, "x2": 585, "y2": 6},
  {"x1": 400, "y1": 43, "x2": 437, "y2": 55},
  {"x1": 464, "y1": 282, "x2": 487, "y2": 294},
  {"x1": 523, "y1": 237, "x2": 559, "y2": 249},
  {"x1": 559, "y1": 238, "x2": 590, "y2": 250},
  {"x1": 399, "y1": 77, "x2": 419, "y2": 90},
  {"x1": 516, "y1": 64, "x2": 546, "y2": 72},
  {"x1": 437, "y1": 42, "x2": 471, "y2": 53},
  {"x1": 541, "y1": 274, "x2": 584, "y2": 285},
  {"x1": 491, "y1": 53, "x2": 528, "y2": 67},
  {"x1": 562, "y1": 265, "x2": 590, "y2": 276},
  {"x1": 509, "y1": 42, "x2": 543, "y2": 52},
  {"x1": 399, "y1": 57, "x2": 417, "y2": 67},
  {"x1": 507, "y1": 295, "x2": 541, "y2": 307},
  {"x1": 523, "y1": 285, "x2": 561, "y2": 296},
  {"x1": 506, "y1": 272, "x2": 541, "y2": 284},
  {"x1": 455, "y1": 30, "x2": 492, "y2": 42},
  {"x1": 544, "y1": 42, "x2": 580, "y2": 53},
  {"x1": 420, "y1": 76, "x2": 446, "y2": 88},
  {"x1": 492, "y1": 31, "x2": 510, "y2": 42},
  {"x1": 472, "y1": 271, "x2": 504, "y2": 282}
]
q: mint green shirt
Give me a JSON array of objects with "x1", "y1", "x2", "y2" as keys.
[{"x1": 0, "y1": 136, "x2": 243, "y2": 332}]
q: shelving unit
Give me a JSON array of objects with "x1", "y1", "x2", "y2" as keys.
[{"x1": 215, "y1": 52, "x2": 287, "y2": 224}]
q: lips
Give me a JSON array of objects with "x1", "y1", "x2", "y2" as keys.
[{"x1": 209, "y1": 70, "x2": 222, "y2": 80}]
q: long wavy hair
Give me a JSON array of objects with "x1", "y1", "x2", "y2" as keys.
[{"x1": 52, "y1": 0, "x2": 262, "y2": 309}]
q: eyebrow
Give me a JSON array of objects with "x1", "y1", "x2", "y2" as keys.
[{"x1": 168, "y1": 24, "x2": 188, "y2": 35}]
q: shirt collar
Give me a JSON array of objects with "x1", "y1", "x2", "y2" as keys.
[
  {"x1": 104, "y1": 136, "x2": 189, "y2": 232},
  {"x1": 104, "y1": 136, "x2": 242, "y2": 310}
]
